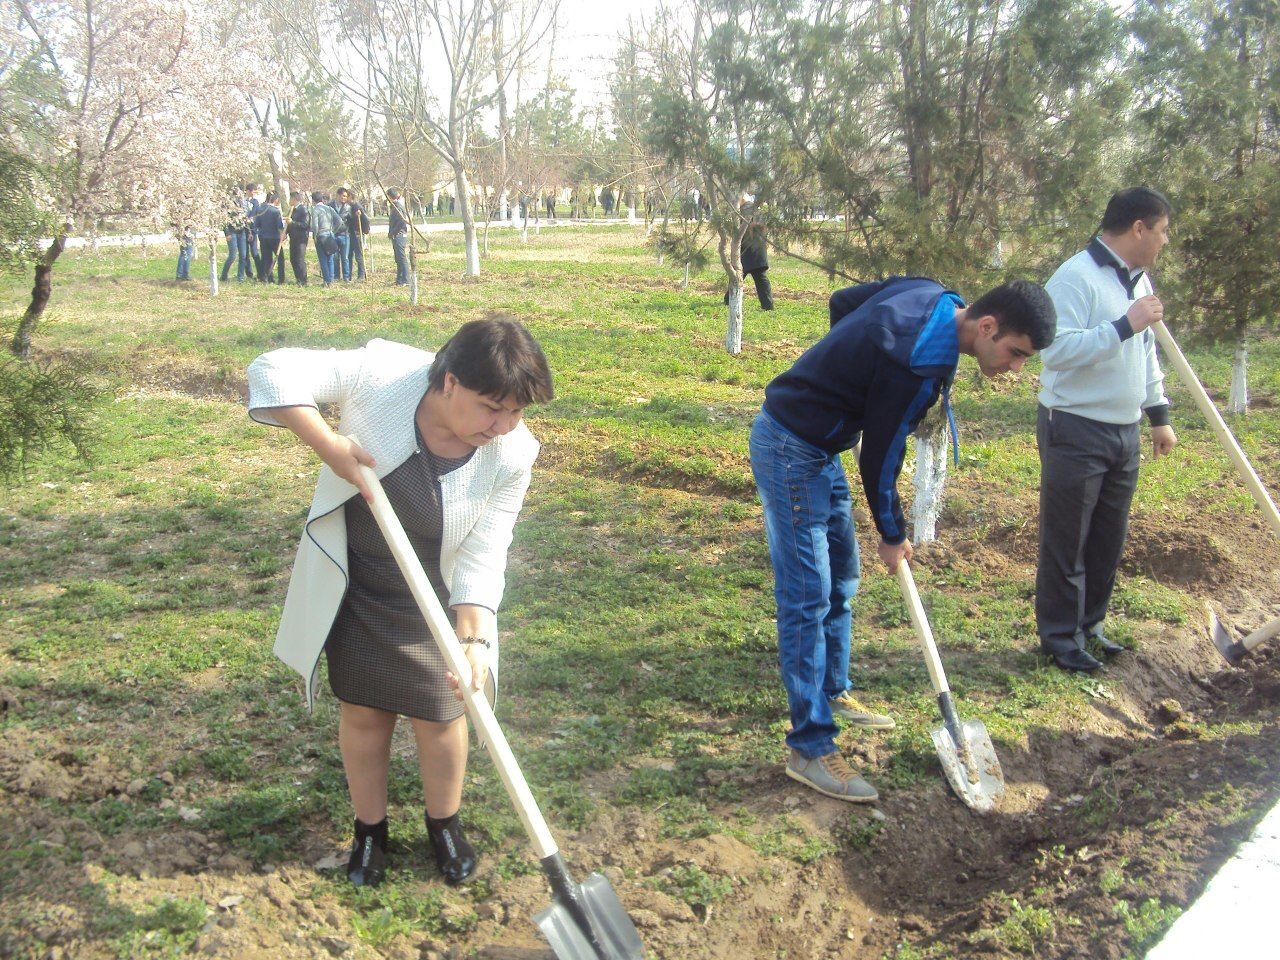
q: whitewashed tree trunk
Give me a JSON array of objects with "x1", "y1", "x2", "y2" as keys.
[
  {"x1": 208, "y1": 239, "x2": 218, "y2": 296},
  {"x1": 409, "y1": 246, "x2": 420, "y2": 305},
  {"x1": 911, "y1": 406, "x2": 949, "y2": 543},
  {"x1": 725, "y1": 280, "x2": 744, "y2": 354},
  {"x1": 465, "y1": 230, "x2": 480, "y2": 275},
  {"x1": 1229, "y1": 340, "x2": 1249, "y2": 415},
  {"x1": 682, "y1": 262, "x2": 690, "y2": 289},
  {"x1": 499, "y1": 191, "x2": 508, "y2": 221},
  {"x1": 627, "y1": 203, "x2": 637, "y2": 225}
]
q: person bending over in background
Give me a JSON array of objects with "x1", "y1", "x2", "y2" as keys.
[
  {"x1": 247, "y1": 317, "x2": 554, "y2": 888},
  {"x1": 750, "y1": 277, "x2": 1055, "y2": 803}
]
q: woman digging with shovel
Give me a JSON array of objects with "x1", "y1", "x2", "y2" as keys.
[{"x1": 247, "y1": 317, "x2": 554, "y2": 887}]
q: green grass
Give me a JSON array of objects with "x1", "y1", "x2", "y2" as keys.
[{"x1": 1, "y1": 226, "x2": 1278, "y2": 957}]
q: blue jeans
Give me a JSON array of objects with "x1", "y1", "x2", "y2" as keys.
[
  {"x1": 176, "y1": 241, "x2": 194, "y2": 279},
  {"x1": 391, "y1": 232, "x2": 409, "y2": 284},
  {"x1": 222, "y1": 231, "x2": 248, "y2": 280},
  {"x1": 315, "y1": 232, "x2": 336, "y2": 284},
  {"x1": 337, "y1": 233, "x2": 351, "y2": 280},
  {"x1": 749, "y1": 409, "x2": 860, "y2": 758}
]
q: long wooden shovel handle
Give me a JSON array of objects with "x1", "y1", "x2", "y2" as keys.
[
  {"x1": 1151, "y1": 321, "x2": 1280, "y2": 541},
  {"x1": 354, "y1": 457, "x2": 560, "y2": 860},
  {"x1": 896, "y1": 561, "x2": 950, "y2": 697}
]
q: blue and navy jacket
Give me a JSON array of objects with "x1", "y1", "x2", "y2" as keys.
[{"x1": 763, "y1": 277, "x2": 963, "y2": 545}]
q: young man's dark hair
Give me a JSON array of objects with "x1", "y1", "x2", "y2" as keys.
[
  {"x1": 386, "y1": 187, "x2": 401, "y2": 200},
  {"x1": 968, "y1": 279, "x2": 1057, "y2": 351},
  {"x1": 311, "y1": 190, "x2": 325, "y2": 204},
  {"x1": 427, "y1": 315, "x2": 555, "y2": 406},
  {"x1": 1099, "y1": 187, "x2": 1173, "y2": 233},
  {"x1": 289, "y1": 190, "x2": 303, "y2": 202},
  {"x1": 265, "y1": 190, "x2": 279, "y2": 204}
]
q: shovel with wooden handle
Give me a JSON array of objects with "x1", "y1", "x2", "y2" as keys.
[
  {"x1": 353, "y1": 457, "x2": 644, "y2": 960},
  {"x1": 896, "y1": 561, "x2": 1005, "y2": 813},
  {"x1": 1149, "y1": 321, "x2": 1280, "y2": 664}
]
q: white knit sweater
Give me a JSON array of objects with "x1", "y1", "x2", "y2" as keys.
[{"x1": 248, "y1": 338, "x2": 539, "y2": 710}]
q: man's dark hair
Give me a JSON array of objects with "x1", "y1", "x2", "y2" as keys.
[
  {"x1": 427, "y1": 315, "x2": 555, "y2": 406},
  {"x1": 386, "y1": 187, "x2": 401, "y2": 200},
  {"x1": 968, "y1": 279, "x2": 1056, "y2": 351},
  {"x1": 311, "y1": 190, "x2": 325, "y2": 203},
  {"x1": 265, "y1": 190, "x2": 278, "y2": 204},
  {"x1": 289, "y1": 190, "x2": 302, "y2": 201},
  {"x1": 1100, "y1": 187, "x2": 1172, "y2": 233}
]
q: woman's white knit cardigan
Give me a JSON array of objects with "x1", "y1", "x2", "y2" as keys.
[{"x1": 247, "y1": 339, "x2": 539, "y2": 711}]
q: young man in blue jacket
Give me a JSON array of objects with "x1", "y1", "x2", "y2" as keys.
[{"x1": 750, "y1": 276, "x2": 1055, "y2": 802}]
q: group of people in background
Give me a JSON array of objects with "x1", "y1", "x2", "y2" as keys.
[{"x1": 216, "y1": 184, "x2": 371, "y2": 289}]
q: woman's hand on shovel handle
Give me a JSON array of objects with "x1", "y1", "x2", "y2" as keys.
[
  {"x1": 447, "y1": 604, "x2": 493, "y2": 701},
  {"x1": 1151, "y1": 424, "x2": 1178, "y2": 459},
  {"x1": 447, "y1": 643, "x2": 492, "y2": 702},
  {"x1": 878, "y1": 537, "x2": 913, "y2": 573}
]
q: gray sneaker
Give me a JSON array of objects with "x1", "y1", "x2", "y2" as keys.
[
  {"x1": 786, "y1": 749, "x2": 879, "y2": 803},
  {"x1": 828, "y1": 691, "x2": 896, "y2": 730}
]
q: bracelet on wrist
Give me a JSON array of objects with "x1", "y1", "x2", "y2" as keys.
[{"x1": 458, "y1": 635, "x2": 491, "y2": 649}]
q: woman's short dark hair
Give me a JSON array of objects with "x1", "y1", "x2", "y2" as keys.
[
  {"x1": 428, "y1": 315, "x2": 554, "y2": 406},
  {"x1": 968, "y1": 279, "x2": 1057, "y2": 351},
  {"x1": 1100, "y1": 187, "x2": 1173, "y2": 233}
]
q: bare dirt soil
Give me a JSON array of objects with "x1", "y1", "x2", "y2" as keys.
[{"x1": 4, "y1": 489, "x2": 1279, "y2": 960}]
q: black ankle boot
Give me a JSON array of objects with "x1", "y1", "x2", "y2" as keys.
[
  {"x1": 426, "y1": 811, "x2": 476, "y2": 885},
  {"x1": 346, "y1": 817, "x2": 388, "y2": 887}
]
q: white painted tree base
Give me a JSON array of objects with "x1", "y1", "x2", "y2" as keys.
[
  {"x1": 1229, "y1": 343, "x2": 1249, "y2": 415},
  {"x1": 725, "y1": 282, "x2": 743, "y2": 354},
  {"x1": 912, "y1": 417, "x2": 948, "y2": 543}
]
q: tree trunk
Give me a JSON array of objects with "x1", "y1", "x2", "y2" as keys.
[
  {"x1": 455, "y1": 165, "x2": 480, "y2": 277},
  {"x1": 911, "y1": 406, "x2": 949, "y2": 543},
  {"x1": 1229, "y1": 339, "x2": 1249, "y2": 415},
  {"x1": 725, "y1": 279, "x2": 744, "y2": 354},
  {"x1": 682, "y1": 262, "x2": 690, "y2": 289},
  {"x1": 11, "y1": 235, "x2": 66, "y2": 359},
  {"x1": 208, "y1": 238, "x2": 219, "y2": 297},
  {"x1": 409, "y1": 244, "x2": 419, "y2": 305}
]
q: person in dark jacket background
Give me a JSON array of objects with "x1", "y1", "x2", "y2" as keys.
[
  {"x1": 725, "y1": 198, "x2": 773, "y2": 310},
  {"x1": 749, "y1": 276, "x2": 1055, "y2": 803},
  {"x1": 387, "y1": 188, "x2": 410, "y2": 286},
  {"x1": 254, "y1": 191, "x2": 286, "y2": 284},
  {"x1": 338, "y1": 188, "x2": 371, "y2": 281},
  {"x1": 287, "y1": 191, "x2": 310, "y2": 286}
]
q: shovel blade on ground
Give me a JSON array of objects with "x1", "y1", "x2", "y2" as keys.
[
  {"x1": 931, "y1": 719, "x2": 1006, "y2": 814},
  {"x1": 534, "y1": 872, "x2": 645, "y2": 960}
]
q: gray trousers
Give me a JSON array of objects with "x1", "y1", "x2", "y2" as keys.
[{"x1": 1035, "y1": 405, "x2": 1140, "y2": 655}]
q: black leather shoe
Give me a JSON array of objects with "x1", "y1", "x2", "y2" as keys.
[
  {"x1": 1045, "y1": 647, "x2": 1103, "y2": 673},
  {"x1": 346, "y1": 817, "x2": 387, "y2": 887},
  {"x1": 1089, "y1": 634, "x2": 1126, "y2": 656},
  {"x1": 426, "y1": 813, "x2": 476, "y2": 885}
]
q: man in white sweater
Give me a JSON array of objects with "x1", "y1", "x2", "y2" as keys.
[{"x1": 1037, "y1": 187, "x2": 1178, "y2": 672}]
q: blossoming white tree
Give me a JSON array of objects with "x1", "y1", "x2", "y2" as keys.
[{"x1": 6, "y1": 0, "x2": 261, "y2": 357}]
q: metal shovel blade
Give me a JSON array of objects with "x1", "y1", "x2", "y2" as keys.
[
  {"x1": 1209, "y1": 605, "x2": 1249, "y2": 666},
  {"x1": 534, "y1": 871, "x2": 645, "y2": 960},
  {"x1": 1208, "y1": 603, "x2": 1280, "y2": 667},
  {"x1": 930, "y1": 718, "x2": 1005, "y2": 814}
]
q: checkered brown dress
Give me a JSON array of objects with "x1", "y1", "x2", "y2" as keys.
[{"x1": 325, "y1": 428, "x2": 476, "y2": 721}]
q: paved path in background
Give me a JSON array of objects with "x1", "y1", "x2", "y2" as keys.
[
  {"x1": 1146, "y1": 788, "x2": 1277, "y2": 958},
  {"x1": 57, "y1": 217, "x2": 638, "y2": 250}
]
